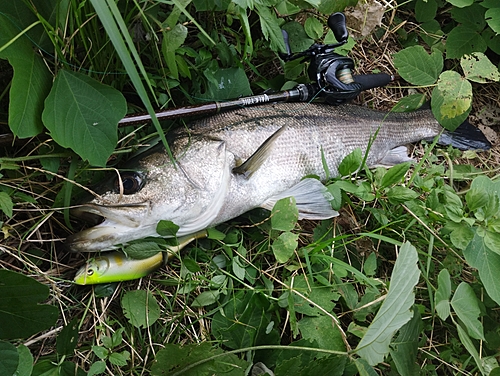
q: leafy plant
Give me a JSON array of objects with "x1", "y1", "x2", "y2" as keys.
[
  {"x1": 393, "y1": 0, "x2": 500, "y2": 129},
  {"x1": 89, "y1": 328, "x2": 131, "y2": 375}
]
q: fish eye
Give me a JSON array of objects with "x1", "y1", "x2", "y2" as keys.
[
  {"x1": 114, "y1": 172, "x2": 144, "y2": 195},
  {"x1": 87, "y1": 268, "x2": 94, "y2": 276}
]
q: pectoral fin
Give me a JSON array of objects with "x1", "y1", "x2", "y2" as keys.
[
  {"x1": 261, "y1": 178, "x2": 338, "y2": 220},
  {"x1": 233, "y1": 126, "x2": 287, "y2": 178}
]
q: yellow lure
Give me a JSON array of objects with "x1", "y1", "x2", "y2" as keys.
[{"x1": 73, "y1": 230, "x2": 207, "y2": 285}]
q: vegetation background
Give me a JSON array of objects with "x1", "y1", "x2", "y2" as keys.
[{"x1": 1, "y1": 0, "x2": 500, "y2": 374}]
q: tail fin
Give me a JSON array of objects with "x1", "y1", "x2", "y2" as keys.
[{"x1": 438, "y1": 119, "x2": 491, "y2": 150}]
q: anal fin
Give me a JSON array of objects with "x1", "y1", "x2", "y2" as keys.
[
  {"x1": 374, "y1": 146, "x2": 414, "y2": 167},
  {"x1": 261, "y1": 178, "x2": 338, "y2": 220}
]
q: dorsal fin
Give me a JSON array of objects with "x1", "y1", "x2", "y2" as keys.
[{"x1": 232, "y1": 126, "x2": 287, "y2": 178}]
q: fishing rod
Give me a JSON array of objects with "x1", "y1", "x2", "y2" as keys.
[
  {"x1": 118, "y1": 12, "x2": 393, "y2": 127},
  {"x1": 0, "y1": 12, "x2": 392, "y2": 146}
]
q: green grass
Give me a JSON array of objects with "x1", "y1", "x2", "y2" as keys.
[{"x1": 1, "y1": 0, "x2": 500, "y2": 375}]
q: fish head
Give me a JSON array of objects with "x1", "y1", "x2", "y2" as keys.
[{"x1": 67, "y1": 138, "x2": 232, "y2": 252}]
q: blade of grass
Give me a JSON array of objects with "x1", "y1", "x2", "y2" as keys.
[{"x1": 89, "y1": 0, "x2": 172, "y2": 159}]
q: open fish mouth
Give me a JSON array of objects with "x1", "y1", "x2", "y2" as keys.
[
  {"x1": 66, "y1": 202, "x2": 153, "y2": 252},
  {"x1": 71, "y1": 202, "x2": 150, "y2": 227}
]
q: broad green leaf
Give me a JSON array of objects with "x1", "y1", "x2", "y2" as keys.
[
  {"x1": 156, "y1": 220, "x2": 180, "y2": 237},
  {"x1": 420, "y1": 20, "x2": 445, "y2": 49},
  {"x1": 461, "y1": 53, "x2": 500, "y2": 83},
  {"x1": 363, "y1": 252, "x2": 377, "y2": 276},
  {"x1": 42, "y1": 70, "x2": 127, "y2": 166},
  {"x1": 304, "y1": 17, "x2": 323, "y2": 40},
  {"x1": 272, "y1": 231, "x2": 299, "y2": 263},
  {"x1": 109, "y1": 351, "x2": 130, "y2": 367},
  {"x1": 192, "y1": 290, "x2": 220, "y2": 307},
  {"x1": 483, "y1": 25, "x2": 500, "y2": 56},
  {"x1": 485, "y1": 8, "x2": 500, "y2": 34},
  {"x1": 211, "y1": 291, "x2": 279, "y2": 349},
  {"x1": 124, "y1": 241, "x2": 163, "y2": 260},
  {"x1": 271, "y1": 196, "x2": 299, "y2": 231},
  {"x1": 0, "y1": 14, "x2": 51, "y2": 138},
  {"x1": 207, "y1": 227, "x2": 226, "y2": 240},
  {"x1": 463, "y1": 229, "x2": 500, "y2": 305},
  {"x1": 338, "y1": 148, "x2": 362, "y2": 176},
  {"x1": 354, "y1": 358, "x2": 379, "y2": 376},
  {"x1": 256, "y1": 4, "x2": 287, "y2": 53},
  {"x1": 469, "y1": 175, "x2": 500, "y2": 218},
  {"x1": 446, "y1": 25, "x2": 487, "y2": 59},
  {"x1": 386, "y1": 186, "x2": 419, "y2": 204},
  {"x1": 162, "y1": 24, "x2": 188, "y2": 80},
  {"x1": 298, "y1": 315, "x2": 346, "y2": 352},
  {"x1": 446, "y1": 0, "x2": 473, "y2": 6},
  {"x1": 284, "y1": 59, "x2": 306, "y2": 81},
  {"x1": 0, "y1": 341, "x2": 18, "y2": 376},
  {"x1": 380, "y1": 163, "x2": 411, "y2": 189},
  {"x1": 232, "y1": 257, "x2": 246, "y2": 280},
  {"x1": 389, "y1": 307, "x2": 422, "y2": 376},
  {"x1": 287, "y1": 275, "x2": 339, "y2": 316},
  {"x1": 183, "y1": 257, "x2": 202, "y2": 273},
  {"x1": 121, "y1": 290, "x2": 160, "y2": 328},
  {"x1": 431, "y1": 70, "x2": 472, "y2": 131},
  {"x1": 484, "y1": 229, "x2": 500, "y2": 256},
  {"x1": 450, "y1": 223, "x2": 474, "y2": 250},
  {"x1": 15, "y1": 344, "x2": 33, "y2": 376},
  {"x1": 282, "y1": 21, "x2": 314, "y2": 53},
  {"x1": 318, "y1": 0, "x2": 358, "y2": 14},
  {"x1": 455, "y1": 322, "x2": 486, "y2": 375},
  {"x1": 391, "y1": 94, "x2": 426, "y2": 113},
  {"x1": 415, "y1": 0, "x2": 437, "y2": 22},
  {"x1": 451, "y1": 3, "x2": 486, "y2": 31},
  {"x1": 275, "y1": 1, "x2": 301, "y2": 15},
  {"x1": 56, "y1": 318, "x2": 79, "y2": 357},
  {"x1": 0, "y1": 191, "x2": 13, "y2": 218},
  {"x1": 393, "y1": 46, "x2": 443, "y2": 85},
  {"x1": 199, "y1": 67, "x2": 252, "y2": 101},
  {"x1": 32, "y1": 359, "x2": 86, "y2": 376},
  {"x1": 323, "y1": 31, "x2": 356, "y2": 56},
  {"x1": 451, "y1": 282, "x2": 485, "y2": 340},
  {"x1": 92, "y1": 345, "x2": 109, "y2": 360},
  {"x1": 481, "y1": 0, "x2": 499, "y2": 7},
  {"x1": 276, "y1": 352, "x2": 346, "y2": 375},
  {"x1": 151, "y1": 342, "x2": 249, "y2": 375},
  {"x1": 466, "y1": 184, "x2": 490, "y2": 211},
  {"x1": 0, "y1": 270, "x2": 59, "y2": 340},
  {"x1": 355, "y1": 242, "x2": 420, "y2": 366},
  {"x1": 192, "y1": 0, "x2": 230, "y2": 11},
  {"x1": 87, "y1": 361, "x2": 106, "y2": 376}
]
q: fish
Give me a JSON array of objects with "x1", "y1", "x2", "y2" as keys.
[{"x1": 66, "y1": 102, "x2": 491, "y2": 253}]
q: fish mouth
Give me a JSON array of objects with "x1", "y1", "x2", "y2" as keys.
[
  {"x1": 71, "y1": 202, "x2": 149, "y2": 227},
  {"x1": 66, "y1": 202, "x2": 154, "y2": 252}
]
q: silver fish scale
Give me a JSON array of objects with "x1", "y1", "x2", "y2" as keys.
[{"x1": 169, "y1": 103, "x2": 443, "y2": 225}]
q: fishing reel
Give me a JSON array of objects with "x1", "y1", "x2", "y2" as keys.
[{"x1": 280, "y1": 13, "x2": 364, "y2": 105}]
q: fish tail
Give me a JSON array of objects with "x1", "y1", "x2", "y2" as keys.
[{"x1": 438, "y1": 119, "x2": 491, "y2": 150}]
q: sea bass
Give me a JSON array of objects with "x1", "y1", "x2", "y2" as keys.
[{"x1": 66, "y1": 103, "x2": 490, "y2": 252}]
